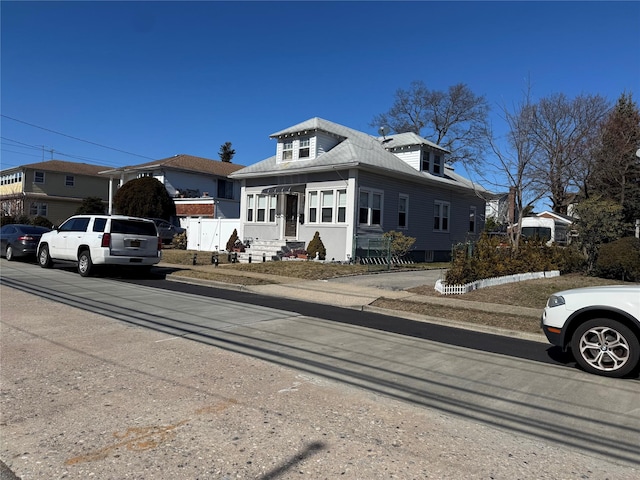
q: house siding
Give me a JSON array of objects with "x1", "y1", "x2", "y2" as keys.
[
  {"x1": 356, "y1": 171, "x2": 484, "y2": 260},
  {"x1": 390, "y1": 147, "x2": 421, "y2": 171},
  {"x1": 315, "y1": 131, "x2": 341, "y2": 157},
  {"x1": 24, "y1": 168, "x2": 108, "y2": 200}
]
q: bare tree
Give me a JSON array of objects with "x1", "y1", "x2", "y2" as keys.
[
  {"x1": 528, "y1": 93, "x2": 610, "y2": 214},
  {"x1": 477, "y1": 87, "x2": 546, "y2": 251},
  {"x1": 371, "y1": 81, "x2": 490, "y2": 166}
]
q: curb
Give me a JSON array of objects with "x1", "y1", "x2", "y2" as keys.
[{"x1": 165, "y1": 273, "x2": 546, "y2": 343}]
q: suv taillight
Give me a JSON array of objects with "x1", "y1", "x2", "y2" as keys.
[
  {"x1": 101, "y1": 232, "x2": 111, "y2": 248},
  {"x1": 158, "y1": 236, "x2": 163, "y2": 250}
]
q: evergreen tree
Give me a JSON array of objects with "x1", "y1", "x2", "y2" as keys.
[
  {"x1": 76, "y1": 196, "x2": 106, "y2": 215},
  {"x1": 588, "y1": 93, "x2": 640, "y2": 224},
  {"x1": 219, "y1": 142, "x2": 236, "y2": 163}
]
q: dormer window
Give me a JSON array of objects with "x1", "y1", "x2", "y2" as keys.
[
  {"x1": 283, "y1": 141, "x2": 294, "y2": 160},
  {"x1": 421, "y1": 150, "x2": 443, "y2": 176},
  {"x1": 433, "y1": 155, "x2": 442, "y2": 175},
  {"x1": 279, "y1": 137, "x2": 314, "y2": 162},
  {"x1": 299, "y1": 138, "x2": 310, "y2": 159},
  {"x1": 421, "y1": 151, "x2": 430, "y2": 172}
]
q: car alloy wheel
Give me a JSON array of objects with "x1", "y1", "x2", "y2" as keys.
[
  {"x1": 571, "y1": 318, "x2": 640, "y2": 378},
  {"x1": 78, "y1": 250, "x2": 93, "y2": 277},
  {"x1": 38, "y1": 245, "x2": 53, "y2": 268},
  {"x1": 6, "y1": 245, "x2": 14, "y2": 261}
]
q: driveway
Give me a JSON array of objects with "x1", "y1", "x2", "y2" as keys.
[{"x1": 327, "y1": 268, "x2": 446, "y2": 290}]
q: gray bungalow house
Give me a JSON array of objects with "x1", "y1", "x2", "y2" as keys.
[{"x1": 229, "y1": 118, "x2": 488, "y2": 262}]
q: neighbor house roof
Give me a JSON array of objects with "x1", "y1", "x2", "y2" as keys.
[
  {"x1": 4, "y1": 160, "x2": 111, "y2": 176},
  {"x1": 99, "y1": 154, "x2": 244, "y2": 177},
  {"x1": 231, "y1": 117, "x2": 488, "y2": 193}
]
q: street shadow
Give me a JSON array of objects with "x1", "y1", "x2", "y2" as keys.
[
  {"x1": 545, "y1": 345, "x2": 574, "y2": 366},
  {"x1": 258, "y1": 442, "x2": 326, "y2": 480}
]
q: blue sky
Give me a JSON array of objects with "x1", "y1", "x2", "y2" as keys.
[{"x1": 2, "y1": 1, "x2": 639, "y2": 196}]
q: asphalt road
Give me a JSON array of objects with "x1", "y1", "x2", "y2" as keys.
[{"x1": 2, "y1": 260, "x2": 640, "y2": 478}]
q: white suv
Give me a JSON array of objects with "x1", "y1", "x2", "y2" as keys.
[
  {"x1": 38, "y1": 215, "x2": 162, "y2": 277},
  {"x1": 542, "y1": 285, "x2": 640, "y2": 377}
]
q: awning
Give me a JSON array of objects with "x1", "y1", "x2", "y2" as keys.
[{"x1": 261, "y1": 184, "x2": 306, "y2": 194}]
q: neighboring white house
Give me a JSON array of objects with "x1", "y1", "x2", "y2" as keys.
[
  {"x1": 99, "y1": 154, "x2": 245, "y2": 223},
  {"x1": 229, "y1": 117, "x2": 489, "y2": 262}
]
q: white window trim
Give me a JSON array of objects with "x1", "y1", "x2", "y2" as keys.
[
  {"x1": 306, "y1": 188, "x2": 347, "y2": 224},
  {"x1": 358, "y1": 188, "x2": 384, "y2": 226},
  {"x1": 398, "y1": 194, "x2": 409, "y2": 229},
  {"x1": 246, "y1": 193, "x2": 277, "y2": 223},
  {"x1": 34, "y1": 171, "x2": 45, "y2": 184},
  {"x1": 433, "y1": 200, "x2": 450, "y2": 232}
]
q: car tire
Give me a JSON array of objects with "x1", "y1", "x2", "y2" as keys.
[
  {"x1": 6, "y1": 245, "x2": 14, "y2": 261},
  {"x1": 78, "y1": 250, "x2": 93, "y2": 277},
  {"x1": 571, "y1": 318, "x2": 640, "y2": 378},
  {"x1": 38, "y1": 244, "x2": 53, "y2": 268}
]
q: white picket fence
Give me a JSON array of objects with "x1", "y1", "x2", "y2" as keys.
[{"x1": 434, "y1": 270, "x2": 560, "y2": 295}]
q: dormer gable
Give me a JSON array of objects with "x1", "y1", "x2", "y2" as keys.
[
  {"x1": 378, "y1": 132, "x2": 449, "y2": 177},
  {"x1": 270, "y1": 117, "x2": 350, "y2": 164}
]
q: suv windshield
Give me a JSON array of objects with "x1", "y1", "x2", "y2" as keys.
[{"x1": 111, "y1": 219, "x2": 157, "y2": 236}]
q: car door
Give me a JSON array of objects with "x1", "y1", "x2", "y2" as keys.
[
  {"x1": 0, "y1": 225, "x2": 16, "y2": 256},
  {"x1": 51, "y1": 217, "x2": 90, "y2": 260}
]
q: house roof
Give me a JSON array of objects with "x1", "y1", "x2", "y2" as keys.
[
  {"x1": 232, "y1": 118, "x2": 488, "y2": 193},
  {"x1": 270, "y1": 117, "x2": 356, "y2": 140},
  {"x1": 99, "y1": 154, "x2": 244, "y2": 177},
  {"x1": 379, "y1": 132, "x2": 448, "y2": 153},
  {"x1": 537, "y1": 211, "x2": 575, "y2": 224},
  {"x1": 3, "y1": 160, "x2": 111, "y2": 176}
]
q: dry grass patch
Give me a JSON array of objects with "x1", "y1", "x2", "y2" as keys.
[
  {"x1": 372, "y1": 298, "x2": 541, "y2": 333},
  {"x1": 407, "y1": 273, "x2": 634, "y2": 310},
  {"x1": 161, "y1": 249, "x2": 447, "y2": 281},
  {"x1": 166, "y1": 269, "x2": 274, "y2": 286}
]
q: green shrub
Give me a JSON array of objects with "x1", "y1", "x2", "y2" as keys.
[
  {"x1": 31, "y1": 216, "x2": 53, "y2": 228},
  {"x1": 306, "y1": 231, "x2": 326, "y2": 260},
  {"x1": 1, "y1": 214, "x2": 53, "y2": 228},
  {"x1": 113, "y1": 176, "x2": 176, "y2": 219},
  {"x1": 595, "y1": 237, "x2": 640, "y2": 282}
]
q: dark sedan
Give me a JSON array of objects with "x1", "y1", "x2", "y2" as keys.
[{"x1": 0, "y1": 224, "x2": 51, "y2": 261}]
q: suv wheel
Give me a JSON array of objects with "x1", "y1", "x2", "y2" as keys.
[
  {"x1": 78, "y1": 250, "x2": 93, "y2": 277},
  {"x1": 571, "y1": 318, "x2": 640, "y2": 378},
  {"x1": 6, "y1": 245, "x2": 14, "y2": 261},
  {"x1": 38, "y1": 245, "x2": 53, "y2": 268}
]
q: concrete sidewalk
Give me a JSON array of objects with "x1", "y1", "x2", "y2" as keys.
[{"x1": 160, "y1": 263, "x2": 546, "y2": 342}]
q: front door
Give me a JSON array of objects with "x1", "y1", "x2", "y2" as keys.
[{"x1": 284, "y1": 194, "x2": 297, "y2": 237}]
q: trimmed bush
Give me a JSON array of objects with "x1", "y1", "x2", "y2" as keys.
[
  {"x1": 113, "y1": 176, "x2": 176, "y2": 219},
  {"x1": 226, "y1": 229, "x2": 239, "y2": 252},
  {"x1": 306, "y1": 231, "x2": 326, "y2": 260},
  {"x1": 595, "y1": 237, "x2": 640, "y2": 282}
]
